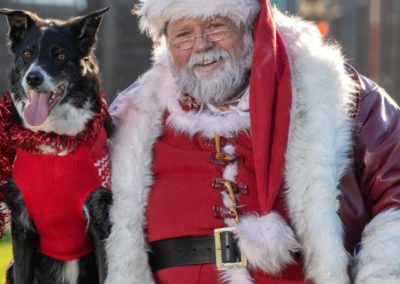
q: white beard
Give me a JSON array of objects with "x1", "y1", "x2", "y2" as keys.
[{"x1": 170, "y1": 32, "x2": 253, "y2": 105}]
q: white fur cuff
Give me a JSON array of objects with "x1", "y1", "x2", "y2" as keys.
[
  {"x1": 236, "y1": 212, "x2": 300, "y2": 275},
  {"x1": 353, "y1": 209, "x2": 400, "y2": 284}
]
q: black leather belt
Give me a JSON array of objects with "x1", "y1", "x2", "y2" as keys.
[{"x1": 149, "y1": 228, "x2": 246, "y2": 271}]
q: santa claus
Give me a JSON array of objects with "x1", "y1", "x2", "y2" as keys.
[{"x1": 105, "y1": 0, "x2": 400, "y2": 283}]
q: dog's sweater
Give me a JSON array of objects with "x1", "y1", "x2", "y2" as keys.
[{"x1": 12, "y1": 127, "x2": 111, "y2": 261}]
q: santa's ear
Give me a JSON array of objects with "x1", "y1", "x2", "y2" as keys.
[
  {"x1": 70, "y1": 6, "x2": 110, "y2": 55},
  {"x1": 0, "y1": 8, "x2": 37, "y2": 52}
]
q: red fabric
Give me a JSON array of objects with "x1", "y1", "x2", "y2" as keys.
[
  {"x1": 149, "y1": 122, "x2": 305, "y2": 283},
  {"x1": 148, "y1": 123, "x2": 258, "y2": 242},
  {"x1": 12, "y1": 127, "x2": 110, "y2": 261},
  {"x1": 0, "y1": 98, "x2": 14, "y2": 237},
  {"x1": 250, "y1": 0, "x2": 292, "y2": 213}
]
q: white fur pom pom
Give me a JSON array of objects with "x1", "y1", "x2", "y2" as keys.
[{"x1": 236, "y1": 212, "x2": 300, "y2": 275}]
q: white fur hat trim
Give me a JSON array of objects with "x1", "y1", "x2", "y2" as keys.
[{"x1": 135, "y1": 0, "x2": 261, "y2": 40}]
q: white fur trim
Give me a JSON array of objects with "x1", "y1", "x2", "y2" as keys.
[
  {"x1": 135, "y1": 0, "x2": 260, "y2": 40},
  {"x1": 236, "y1": 213, "x2": 300, "y2": 275},
  {"x1": 353, "y1": 209, "x2": 400, "y2": 284},
  {"x1": 167, "y1": 102, "x2": 251, "y2": 138},
  {"x1": 105, "y1": 65, "x2": 166, "y2": 284},
  {"x1": 220, "y1": 267, "x2": 253, "y2": 284},
  {"x1": 276, "y1": 10, "x2": 355, "y2": 284}
]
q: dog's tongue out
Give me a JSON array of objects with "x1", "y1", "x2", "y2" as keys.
[{"x1": 23, "y1": 91, "x2": 51, "y2": 126}]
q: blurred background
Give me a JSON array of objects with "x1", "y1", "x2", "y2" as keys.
[
  {"x1": 0, "y1": 0, "x2": 399, "y2": 101},
  {"x1": 0, "y1": 0, "x2": 399, "y2": 281}
]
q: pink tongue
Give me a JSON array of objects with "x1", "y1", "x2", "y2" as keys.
[{"x1": 23, "y1": 91, "x2": 51, "y2": 126}]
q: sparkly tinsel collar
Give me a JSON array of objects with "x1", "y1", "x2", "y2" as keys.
[{"x1": 2, "y1": 92, "x2": 109, "y2": 154}]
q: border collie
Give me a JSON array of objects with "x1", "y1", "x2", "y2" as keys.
[{"x1": 0, "y1": 7, "x2": 112, "y2": 284}]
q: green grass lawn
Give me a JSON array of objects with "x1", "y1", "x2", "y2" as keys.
[{"x1": 0, "y1": 232, "x2": 12, "y2": 283}]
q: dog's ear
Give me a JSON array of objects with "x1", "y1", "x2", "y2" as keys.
[
  {"x1": 0, "y1": 8, "x2": 37, "y2": 52},
  {"x1": 70, "y1": 6, "x2": 110, "y2": 55}
]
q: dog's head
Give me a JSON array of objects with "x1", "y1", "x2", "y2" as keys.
[{"x1": 0, "y1": 7, "x2": 109, "y2": 134}]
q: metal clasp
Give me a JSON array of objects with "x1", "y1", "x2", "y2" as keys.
[{"x1": 214, "y1": 227, "x2": 247, "y2": 270}]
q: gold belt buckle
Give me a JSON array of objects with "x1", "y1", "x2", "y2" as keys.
[{"x1": 214, "y1": 227, "x2": 247, "y2": 270}]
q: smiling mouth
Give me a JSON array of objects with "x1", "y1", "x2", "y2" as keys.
[
  {"x1": 196, "y1": 58, "x2": 221, "y2": 66},
  {"x1": 47, "y1": 84, "x2": 66, "y2": 108},
  {"x1": 23, "y1": 83, "x2": 67, "y2": 126}
]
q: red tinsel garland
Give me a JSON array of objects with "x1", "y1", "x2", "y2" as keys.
[
  {"x1": 0, "y1": 92, "x2": 109, "y2": 237},
  {"x1": 0, "y1": 98, "x2": 14, "y2": 238}
]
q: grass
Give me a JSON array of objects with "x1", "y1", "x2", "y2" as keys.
[{"x1": 0, "y1": 232, "x2": 12, "y2": 283}]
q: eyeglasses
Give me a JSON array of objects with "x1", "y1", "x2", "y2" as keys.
[{"x1": 168, "y1": 28, "x2": 233, "y2": 51}]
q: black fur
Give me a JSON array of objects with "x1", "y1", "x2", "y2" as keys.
[
  {"x1": 4, "y1": 183, "x2": 113, "y2": 284},
  {"x1": 4, "y1": 179, "x2": 38, "y2": 284},
  {"x1": 0, "y1": 7, "x2": 112, "y2": 284}
]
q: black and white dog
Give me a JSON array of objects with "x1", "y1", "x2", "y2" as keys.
[{"x1": 0, "y1": 7, "x2": 112, "y2": 284}]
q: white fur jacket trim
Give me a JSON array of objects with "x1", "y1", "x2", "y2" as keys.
[
  {"x1": 105, "y1": 11, "x2": 398, "y2": 284},
  {"x1": 353, "y1": 209, "x2": 400, "y2": 284}
]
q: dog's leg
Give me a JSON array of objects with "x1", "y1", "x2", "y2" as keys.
[
  {"x1": 83, "y1": 187, "x2": 112, "y2": 284},
  {"x1": 6, "y1": 261, "x2": 15, "y2": 284},
  {"x1": 4, "y1": 179, "x2": 38, "y2": 284}
]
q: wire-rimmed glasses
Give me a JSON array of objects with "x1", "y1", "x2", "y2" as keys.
[{"x1": 168, "y1": 28, "x2": 233, "y2": 50}]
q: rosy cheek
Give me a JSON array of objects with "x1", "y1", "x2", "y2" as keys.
[{"x1": 171, "y1": 50, "x2": 191, "y2": 69}]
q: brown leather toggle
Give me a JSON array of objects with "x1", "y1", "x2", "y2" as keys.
[
  {"x1": 208, "y1": 152, "x2": 244, "y2": 165},
  {"x1": 209, "y1": 134, "x2": 243, "y2": 165},
  {"x1": 229, "y1": 206, "x2": 240, "y2": 224},
  {"x1": 213, "y1": 206, "x2": 241, "y2": 224},
  {"x1": 204, "y1": 137, "x2": 236, "y2": 147},
  {"x1": 212, "y1": 177, "x2": 249, "y2": 195},
  {"x1": 216, "y1": 152, "x2": 234, "y2": 162}
]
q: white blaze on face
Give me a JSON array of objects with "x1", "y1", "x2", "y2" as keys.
[{"x1": 21, "y1": 63, "x2": 65, "y2": 126}]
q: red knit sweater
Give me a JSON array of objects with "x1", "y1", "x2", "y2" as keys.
[{"x1": 12, "y1": 127, "x2": 110, "y2": 261}]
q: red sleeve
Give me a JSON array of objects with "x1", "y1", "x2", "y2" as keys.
[{"x1": 354, "y1": 75, "x2": 400, "y2": 217}]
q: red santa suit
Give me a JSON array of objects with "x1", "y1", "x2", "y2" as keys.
[{"x1": 105, "y1": 0, "x2": 400, "y2": 283}]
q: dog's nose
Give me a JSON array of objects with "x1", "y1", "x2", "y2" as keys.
[{"x1": 26, "y1": 71, "x2": 44, "y2": 87}]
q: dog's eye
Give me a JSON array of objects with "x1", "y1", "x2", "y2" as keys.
[
  {"x1": 57, "y1": 53, "x2": 67, "y2": 61},
  {"x1": 23, "y1": 50, "x2": 32, "y2": 59}
]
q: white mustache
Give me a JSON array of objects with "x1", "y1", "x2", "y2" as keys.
[{"x1": 188, "y1": 49, "x2": 230, "y2": 69}]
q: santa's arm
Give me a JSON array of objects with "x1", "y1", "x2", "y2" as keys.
[{"x1": 352, "y1": 75, "x2": 400, "y2": 283}]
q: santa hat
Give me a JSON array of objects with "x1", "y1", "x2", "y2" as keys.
[
  {"x1": 136, "y1": 0, "x2": 292, "y2": 214},
  {"x1": 135, "y1": 0, "x2": 261, "y2": 40}
]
